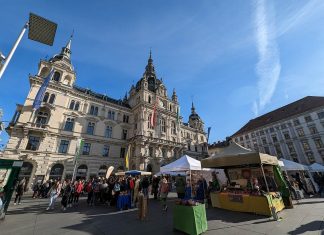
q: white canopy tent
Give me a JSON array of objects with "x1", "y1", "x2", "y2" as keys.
[
  {"x1": 160, "y1": 155, "x2": 201, "y2": 172},
  {"x1": 309, "y1": 163, "x2": 324, "y2": 172},
  {"x1": 279, "y1": 158, "x2": 308, "y2": 171},
  {"x1": 279, "y1": 158, "x2": 319, "y2": 192}
]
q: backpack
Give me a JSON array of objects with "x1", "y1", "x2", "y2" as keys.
[{"x1": 114, "y1": 183, "x2": 120, "y2": 192}]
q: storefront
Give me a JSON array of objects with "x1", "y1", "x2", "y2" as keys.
[{"x1": 202, "y1": 142, "x2": 291, "y2": 218}]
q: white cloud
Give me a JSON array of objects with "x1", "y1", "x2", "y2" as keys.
[{"x1": 253, "y1": 0, "x2": 281, "y2": 114}]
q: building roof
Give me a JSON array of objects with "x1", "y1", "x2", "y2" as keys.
[
  {"x1": 232, "y1": 96, "x2": 324, "y2": 136},
  {"x1": 73, "y1": 85, "x2": 131, "y2": 108}
]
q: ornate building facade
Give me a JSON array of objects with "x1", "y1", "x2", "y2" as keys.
[{"x1": 2, "y1": 38, "x2": 208, "y2": 188}]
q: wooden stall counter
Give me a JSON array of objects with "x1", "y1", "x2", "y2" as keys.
[{"x1": 210, "y1": 192, "x2": 285, "y2": 216}]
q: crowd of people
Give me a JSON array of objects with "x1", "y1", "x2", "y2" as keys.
[{"x1": 16, "y1": 174, "x2": 175, "y2": 212}]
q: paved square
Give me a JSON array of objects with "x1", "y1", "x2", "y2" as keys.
[{"x1": 1, "y1": 194, "x2": 324, "y2": 235}]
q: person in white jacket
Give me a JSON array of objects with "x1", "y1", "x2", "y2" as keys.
[{"x1": 46, "y1": 181, "x2": 62, "y2": 210}]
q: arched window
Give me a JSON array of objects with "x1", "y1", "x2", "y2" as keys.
[
  {"x1": 49, "y1": 94, "x2": 55, "y2": 104},
  {"x1": 160, "y1": 118, "x2": 166, "y2": 133},
  {"x1": 39, "y1": 67, "x2": 49, "y2": 77},
  {"x1": 76, "y1": 165, "x2": 88, "y2": 180},
  {"x1": 64, "y1": 118, "x2": 74, "y2": 131},
  {"x1": 43, "y1": 92, "x2": 49, "y2": 103},
  {"x1": 87, "y1": 122, "x2": 95, "y2": 135},
  {"x1": 94, "y1": 107, "x2": 99, "y2": 116},
  {"x1": 148, "y1": 114, "x2": 153, "y2": 129},
  {"x1": 49, "y1": 164, "x2": 64, "y2": 180},
  {"x1": 69, "y1": 100, "x2": 75, "y2": 110},
  {"x1": 52, "y1": 71, "x2": 61, "y2": 82},
  {"x1": 98, "y1": 165, "x2": 107, "y2": 177},
  {"x1": 35, "y1": 111, "x2": 49, "y2": 127},
  {"x1": 74, "y1": 102, "x2": 80, "y2": 111},
  {"x1": 148, "y1": 96, "x2": 151, "y2": 104},
  {"x1": 172, "y1": 121, "x2": 176, "y2": 135}
]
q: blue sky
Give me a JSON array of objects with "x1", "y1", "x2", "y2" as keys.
[{"x1": 1, "y1": 0, "x2": 324, "y2": 148}]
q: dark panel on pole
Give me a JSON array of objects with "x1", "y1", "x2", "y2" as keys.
[{"x1": 28, "y1": 13, "x2": 57, "y2": 46}]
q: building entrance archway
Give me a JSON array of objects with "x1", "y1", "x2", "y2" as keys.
[{"x1": 76, "y1": 165, "x2": 88, "y2": 180}]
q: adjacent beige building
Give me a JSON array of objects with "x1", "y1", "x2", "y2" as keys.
[{"x1": 2, "y1": 39, "x2": 208, "y2": 188}]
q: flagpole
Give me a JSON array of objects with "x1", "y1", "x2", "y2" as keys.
[{"x1": 0, "y1": 22, "x2": 28, "y2": 80}]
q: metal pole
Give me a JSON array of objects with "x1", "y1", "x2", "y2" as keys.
[
  {"x1": 72, "y1": 159, "x2": 77, "y2": 181},
  {"x1": 260, "y1": 164, "x2": 270, "y2": 193},
  {"x1": 0, "y1": 22, "x2": 29, "y2": 79}
]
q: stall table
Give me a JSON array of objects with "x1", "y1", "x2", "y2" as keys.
[
  {"x1": 117, "y1": 194, "x2": 131, "y2": 210},
  {"x1": 173, "y1": 204, "x2": 208, "y2": 235},
  {"x1": 210, "y1": 192, "x2": 285, "y2": 216}
]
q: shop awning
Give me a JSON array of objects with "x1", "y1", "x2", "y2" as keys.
[{"x1": 201, "y1": 141, "x2": 278, "y2": 168}]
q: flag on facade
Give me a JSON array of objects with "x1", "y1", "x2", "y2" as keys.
[
  {"x1": 207, "y1": 127, "x2": 211, "y2": 143},
  {"x1": 150, "y1": 96, "x2": 158, "y2": 127},
  {"x1": 32, "y1": 69, "x2": 54, "y2": 110},
  {"x1": 74, "y1": 138, "x2": 84, "y2": 164},
  {"x1": 125, "y1": 145, "x2": 131, "y2": 170}
]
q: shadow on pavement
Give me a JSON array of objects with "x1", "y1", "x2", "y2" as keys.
[{"x1": 288, "y1": 220, "x2": 324, "y2": 235}]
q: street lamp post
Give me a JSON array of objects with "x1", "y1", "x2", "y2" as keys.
[{"x1": 0, "y1": 13, "x2": 57, "y2": 80}]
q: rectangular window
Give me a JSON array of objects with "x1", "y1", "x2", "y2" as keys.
[
  {"x1": 102, "y1": 145, "x2": 110, "y2": 157},
  {"x1": 281, "y1": 124, "x2": 287, "y2": 130},
  {"x1": 122, "y1": 129, "x2": 127, "y2": 140},
  {"x1": 302, "y1": 141, "x2": 310, "y2": 151},
  {"x1": 26, "y1": 136, "x2": 40, "y2": 151},
  {"x1": 188, "y1": 143, "x2": 191, "y2": 151},
  {"x1": 240, "y1": 136, "x2": 243, "y2": 141},
  {"x1": 283, "y1": 132, "x2": 290, "y2": 140},
  {"x1": 108, "y1": 110, "x2": 115, "y2": 120},
  {"x1": 307, "y1": 152, "x2": 315, "y2": 163},
  {"x1": 58, "y1": 140, "x2": 69, "y2": 153},
  {"x1": 89, "y1": 105, "x2": 98, "y2": 116},
  {"x1": 305, "y1": 115, "x2": 312, "y2": 123},
  {"x1": 287, "y1": 142, "x2": 295, "y2": 153},
  {"x1": 272, "y1": 135, "x2": 278, "y2": 142},
  {"x1": 245, "y1": 135, "x2": 249, "y2": 140},
  {"x1": 264, "y1": 146, "x2": 270, "y2": 154},
  {"x1": 317, "y1": 111, "x2": 324, "y2": 119},
  {"x1": 260, "y1": 130, "x2": 265, "y2": 135},
  {"x1": 195, "y1": 146, "x2": 198, "y2": 152},
  {"x1": 309, "y1": 126, "x2": 318, "y2": 134},
  {"x1": 87, "y1": 122, "x2": 95, "y2": 135},
  {"x1": 64, "y1": 118, "x2": 74, "y2": 131},
  {"x1": 123, "y1": 115, "x2": 129, "y2": 123},
  {"x1": 269, "y1": 128, "x2": 274, "y2": 133},
  {"x1": 314, "y1": 138, "x2": 324, "y2": 149},
  {"x1": 251, "y1": 133, "x2": 255, "y2": 138},
  {"x1": 105, "y1": 126, "x2": 112, "y2": 138},
  {"x1": 120, "y1": 147, "x2": 126, "y2": 158},
  {"x1": 261, "y1": 138, "x2": 267, "y2": 145},
  {"x1": 82, "y1": 143, "x2": 91, "y2": 155},
  {"x1": 293, "y1": 119, "x2": 300, "y2": 126},
  {"x1": 297, "y1": 128, "x2": 305, "y2": 137},
  {"x1": 275, "y1": 144, "x2": 282, "y2": 157}
]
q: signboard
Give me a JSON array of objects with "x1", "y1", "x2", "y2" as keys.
[{"x1": 228, "y1": 194, "x2": 243, "y2": 203}]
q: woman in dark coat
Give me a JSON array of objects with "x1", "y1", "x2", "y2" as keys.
[{"x1": 14, "y1": 178, "x2": 26, "y2": 205}]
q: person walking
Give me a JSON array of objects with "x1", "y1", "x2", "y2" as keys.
[
  {"x1": 159, "y1": 177, "x2": 169, "y2": 211},
  {"x1": 151, "y1": 176, "x2": 160, "y2": 200},
  {"x1": 73, "y1": 180, "x2": 84, "y2": 206},
  {"x1": 141, "y1": 176, "x2": 150, "y2": 198},
  {"x1": 61, "y1": 180, "x2": 72, "y2": 211},
  {"x1": 175, "y1": 175, "x2": 186, "y2": 199},
  {"x1": 14, "y1": 178, "x2": 26, "y2": 205},
  {"x1": 46, "y1": 181, "x2": 62, "y2": 210}
]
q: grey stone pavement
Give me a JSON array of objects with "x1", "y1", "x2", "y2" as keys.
[{"x1": 0, "y1": 192, "x2": 324, "y2": 235}]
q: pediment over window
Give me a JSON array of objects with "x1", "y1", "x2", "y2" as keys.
[
  {"x1": 63, "y1": 111, "x2": 80, "y2": 118},
  {"x1": 85, "y1": 116, "x2": 100, "y2": 123},
  {"x1": 104, "y1": 120, "x2": 117, "y2": 126}
]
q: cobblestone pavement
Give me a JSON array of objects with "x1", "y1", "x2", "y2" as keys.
[{"x1": 1, "y1": 193, "x2": 324, "y2": 235}]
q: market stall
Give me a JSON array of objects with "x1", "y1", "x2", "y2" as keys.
[
  {"x1": 279, "y1": 158, "x2": 319, "y2": 194},
  {"x1": 201, "y1": 142, "x2": 290, "y2": 217},
  {"x1": 160, "y1": 155, "x2": 208, "y2": 234},
  {"x1": 309, "y1": 163, "x2": 324, "y2": 173}
]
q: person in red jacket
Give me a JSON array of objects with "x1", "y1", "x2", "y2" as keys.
[{"x1": 73, "y1": 180, "x2": 84, "y2": 205}]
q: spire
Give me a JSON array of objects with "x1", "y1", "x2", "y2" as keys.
[
  {"x1": 172, "y1": 88, "x2": 178, "y2": 102},
  {"x1": 61, "y1": 32, "x2": 73, "y2": 59},
  {"x1": 191, "y1": 102, "x2": 196, "y2": 114},
  {"x1": 144, "y1": 49, "x2": 155, "y2": 77}
]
